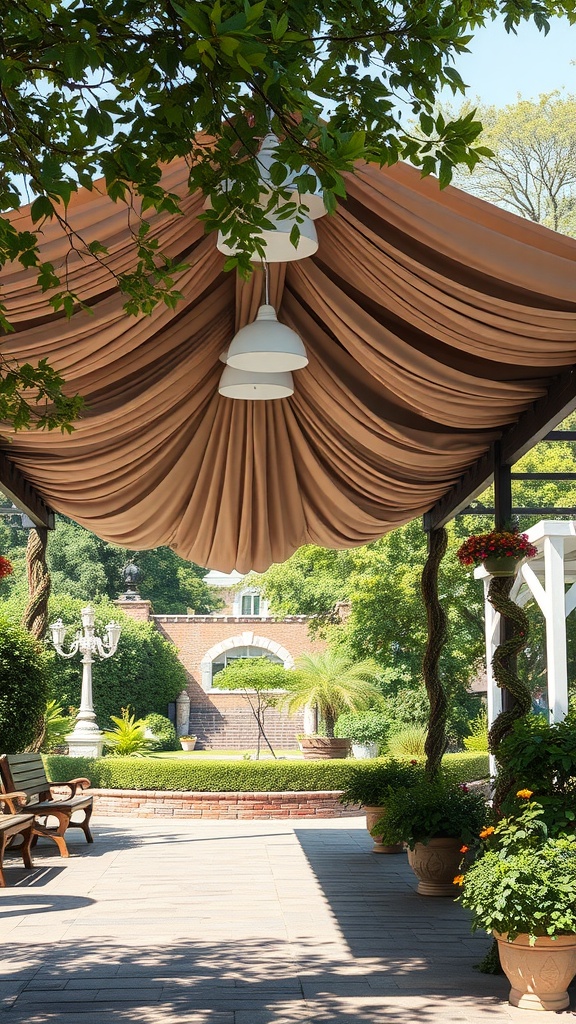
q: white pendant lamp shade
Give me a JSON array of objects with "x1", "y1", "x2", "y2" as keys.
[
  {"x1": 257, "y1": 132, "x2": 327, "y2": 221},
  {"x1": 217, "y1": 209, "x2": 317, "y2": 263},
  {"x1": 226, "y1": 304, "x2": 308, "y2": 372},
  {"x1": 218, "y1": 364, "x2": 294, "y2": 400}
]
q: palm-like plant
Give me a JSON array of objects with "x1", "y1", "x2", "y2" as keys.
[
  {"x1": 283, "y1": 651, "x2": 383, "y2": 737},
  {"x1": 103, "y1": 707, "x2": 154, "y2": 756}
]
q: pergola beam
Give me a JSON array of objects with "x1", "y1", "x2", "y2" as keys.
[
  {"x1": 423, "y1": 366, "x2": 576, "y2": 531},
  {"x1": 0, "y1": 453, "x2": 54, "y2": 529}
]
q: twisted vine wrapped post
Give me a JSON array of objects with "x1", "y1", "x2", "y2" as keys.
[
  {"x1": 487, "y1": 576, "x2": 532, "y2": 750},
  {"x1": 21, "y1": 527, "x2": 51, "y2": 640},
  {"x1": 487, "y1": 574, "x2": 532, "y2": 807},
  {"x1": 422, "y1": 526, "x2": 448, "y2": 779}
]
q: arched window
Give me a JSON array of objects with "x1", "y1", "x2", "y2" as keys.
[
  {"x1": 200, "y1": 631, "x2": 294, "y2": 691},
  {"x1": 233, "y1": 587, "x2": 268, "y2": 616},
  {"x1": 212, "y1": 644, "x2": 281, "y2": 682}
]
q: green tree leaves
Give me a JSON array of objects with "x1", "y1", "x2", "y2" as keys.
[{"x1": 450, "y1": 92, "x2": 576, "y2": 234}]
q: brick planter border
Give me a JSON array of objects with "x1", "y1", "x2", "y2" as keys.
[{"x1": 90, "y1": 789, "x2": 363, "y2": 820}]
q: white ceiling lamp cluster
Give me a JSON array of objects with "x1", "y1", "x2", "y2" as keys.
[{"x1": 218, "y1": 130, "x2": 326, "y2": 401}]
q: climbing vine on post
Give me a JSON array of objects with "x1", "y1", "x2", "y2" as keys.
[
  {"x1": 421, "y1": 526, "x2": 449, "y2": 779},
  {"x1": 22, "y1": 527, "x2": 51, "y2": 640},
  {"x1": 487, "y1": 575, "x2": 532, "y2": 807}
]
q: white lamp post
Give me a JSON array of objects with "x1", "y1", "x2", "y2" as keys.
[{"x1": 50, "y1": 605, "x2": 121, "y2": 758}]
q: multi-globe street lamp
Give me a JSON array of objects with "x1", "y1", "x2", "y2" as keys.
[{"x1": 50, "y1": 604, "x2": 121, "y2": 757}]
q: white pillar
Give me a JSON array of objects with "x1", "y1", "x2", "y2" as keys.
[
  {"x1": 67, "y1": 652, "x2": 105, "y2": 758},
  {"x1": 543, "y1": 536, "x2": 569, "y2": 723}
]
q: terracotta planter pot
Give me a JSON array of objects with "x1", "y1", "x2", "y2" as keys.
[
  {"x1": 407, "y1": 837, "x2": 462, "y2": 896},
  {"x1": 365, "y1": 806, "x2": 403, "y2": 854},
  {"x1": 180, "y1": 738, "x2": 197, "y2": 751},
  {"x1": 483, "y1": 555, "x2": 520, "y2": 577},
  {"x1": 299, "y1": 737, "x2": 351, "y2": 759},
  {"x1": 494, "y1": 931, "x2": 576, "y2": 1011}
]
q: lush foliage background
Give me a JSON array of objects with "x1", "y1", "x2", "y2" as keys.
[
  {"x1": 0, "y1": 510, "x2": 220, "y2": 614},
  {"x1": 42, "y1": 597, "x2": 187, "y2": 728},
  {"x1": 0, "y1": 613, "x2": 50, "y2": 752}
]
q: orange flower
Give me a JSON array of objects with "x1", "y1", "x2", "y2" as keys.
[
  {"x1": 453, "y1": 875, "x2": 465, "y2": 886},
  {"x1": 479, "y1": 826, "x2": 495, "y2": 839},
  {"x1": 460, "y1": 845, "x2": 469, "y2": 854},
  {"x1": 516, "y1": 789, "x2": 533, "y2": 799}
]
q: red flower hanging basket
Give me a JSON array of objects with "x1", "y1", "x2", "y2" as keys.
[{"x1": 456, "y1": 530, "x2": 538, "y2": 573}]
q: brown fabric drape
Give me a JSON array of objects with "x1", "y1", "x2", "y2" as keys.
[{"x1": 1, "y1": 161, "x2": 576, "y2": 571}]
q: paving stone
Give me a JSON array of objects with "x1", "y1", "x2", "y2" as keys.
[{"x1": 1, "y1": 816, "x2": 557, "y2": 1024}]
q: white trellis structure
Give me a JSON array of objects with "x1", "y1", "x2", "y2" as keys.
[{"x1": 477, "y1": 520, "x2": 576, "y2": 734}]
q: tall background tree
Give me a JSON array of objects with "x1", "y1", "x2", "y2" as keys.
[
  {"x1": 450, "y1": 92, "x2": 576, "y2": 234},
  {"x1": 0, "y1": 506, "x2": 221, "y2": 614},
  {"x1": 255, "y1": 422, "x2": 576, "y2": 741}
]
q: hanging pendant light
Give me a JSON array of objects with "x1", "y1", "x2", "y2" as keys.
[
  {"x1": 216, "y1": 209, "x2": 317, "y2": 263},
  {"x1": 218, "y1": 346, "x2": 294, "y2": 400},
  {"x1": 226, "y1": 304, "x2": 308, "y2": 373},
  {"x1": 257, "y1": 132, "x2": 327, "y2": 221},
  {"x1": 218, "y1": 364, "x2": 294, "y2": 400}
]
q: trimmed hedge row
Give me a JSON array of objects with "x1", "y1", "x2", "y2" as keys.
[{"x1": 45, "y1": 751, "x2": 489, "y2": 793}]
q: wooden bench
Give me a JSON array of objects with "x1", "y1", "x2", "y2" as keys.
[
  {"x1": 0, "y1": 792, "x2": 34, "y2": 886},
  {"x1": 0, "y1": 753, "x2": 93, "y2": 858}
]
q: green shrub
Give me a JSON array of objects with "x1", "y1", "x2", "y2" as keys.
[
  {"x1": 0, "y1": 614, "x2": 50, "y2": 752},
  {"x1": 373, "y1": 780, "x2": 487, "y2": 848},
  {"x1": 334, "y1": 710, "x2": 389, "y2": 746},
  {"x1": 387, "y1": 725, "x2": 427, "y2": 758},
  {"x1": 497, "y1": 712, "x2": 576, "y2": 835},
  {"x1": 463, "y1": 709, "x2": 489, "y2": 752},
  {"x1": 144, "y1": 713, "x2": 179, "y2": 751},
  {"x1": 48, "y1": 596, "x2": 187, "y2": 727},
  {"x1": 340, "y1": 758, "x2": 424, "y2": 806},
  {"x1": 460, "y1": 797, "x2": 576, "y2": 940},
  {"x1": 41, "y1": 700, "x2": 73, "y2": 753},
  {"x1": 441, "y1": 752, "x2": 489, "y2": 784},
  {"x1": 45, "y1": 751, "x2": 489, "y2": 792}
]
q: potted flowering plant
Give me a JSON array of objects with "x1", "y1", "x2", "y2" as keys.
[
  {"x1": 340, "y1": 759, "x2": 423, "y2": 853},
  {"x1": 456, "y1": 529, "x2": 537, "y2": 577},
  {"x1": 372, "y1": 779, "x2": 487, "y2": 894},
  {"x1": 458, "y1": 791, "x2": 576, "y2": 1011}
]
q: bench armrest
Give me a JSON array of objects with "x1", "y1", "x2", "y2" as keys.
[
  {"x1": 49, "y1": 777, "x2": 91, "y2": 798},
  {"x1": 0, "y1": 791, "x2": 28, "y2": 813}
]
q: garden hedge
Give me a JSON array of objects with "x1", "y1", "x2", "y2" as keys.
[{"x1": 45, "y1": 751, "x2": 489, "y2": 793}]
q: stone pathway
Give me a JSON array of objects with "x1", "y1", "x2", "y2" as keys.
[{"x1": 0, "y1": 816, "x2": 574, "y2": 1023}]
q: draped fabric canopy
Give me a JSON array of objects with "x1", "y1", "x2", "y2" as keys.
[{"x1": 2, "y1": 160, "x2": 576, "y2": 571}]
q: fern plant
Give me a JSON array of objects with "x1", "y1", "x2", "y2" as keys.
[{"x1": 103, "y1": 707, "x2": 154, "y2": 756}]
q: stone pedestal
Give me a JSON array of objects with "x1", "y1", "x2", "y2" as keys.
[
  {"x1": 176, "y1": 690, "x2": 191, "y2": 737},
  {"x1": 67, "y1": 725, "x2": 105, "y2": 759}
]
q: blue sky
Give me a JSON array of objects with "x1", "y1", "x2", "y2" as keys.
[{"x1": 449, "y1": 16, "x2": 576, "y2": 106}]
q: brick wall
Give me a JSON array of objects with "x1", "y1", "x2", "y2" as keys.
[
  {"x1": 188, "y1": 703, "x2": 306, "y2": 750},
  {"x1": 91, "y1": 788, "x2": 364, "y2": 820},
  {"x1": 116, "y1": 604, "x2": 326, "y2": 748},
  {"x1": 155, "y1": 615, "x2": 325, "y2": 748}
]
